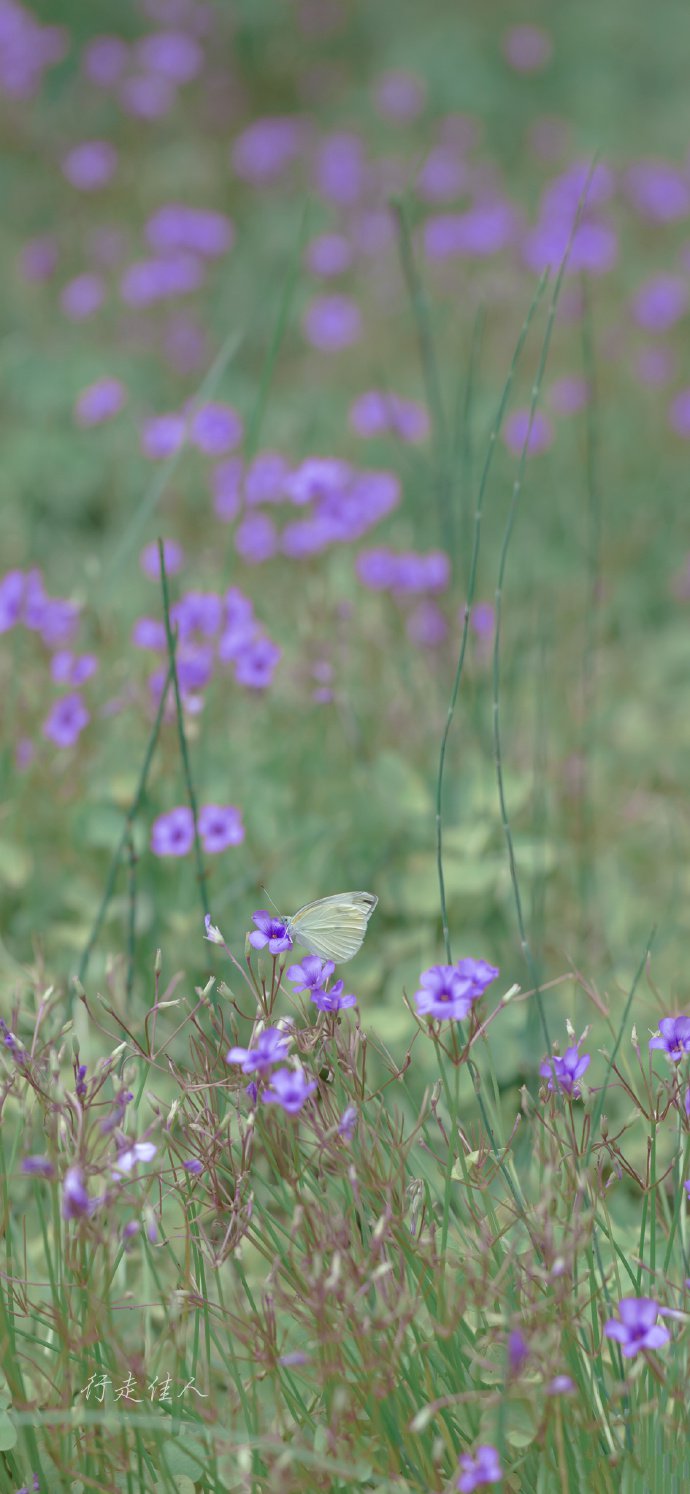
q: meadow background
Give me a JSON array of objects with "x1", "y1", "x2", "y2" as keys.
[{"x1": 3, "y1": 0, "x2": 690, "y2": 1489}]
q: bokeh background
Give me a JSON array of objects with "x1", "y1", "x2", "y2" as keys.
[{"x1": 2, "y1": 0, "x2": 690, "y2": 1079}]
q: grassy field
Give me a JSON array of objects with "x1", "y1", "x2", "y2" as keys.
[{"x1": 3, "y1": 1, "x2": 690, "y2": 1489}]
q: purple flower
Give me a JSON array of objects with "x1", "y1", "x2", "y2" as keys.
[
  {"x1": 286, "y1": 956, "x2": 335, "y2": 993},
  {"x1": 189, "y1": 402, "x2": 243, "y2": 456},
  {"x1": 62, "y1": 141, "x2": 118, "y2": 191},
  {"x1": 112, "y1": 1141, "x2": 157, "y2": 1175},
  {"x1": 338, "y1": 1105, "x2": 358, "y2": 1140},
  {"x1": 604, "y1": 1297, "x2": 670, "y2": 1357},
  {"x1": 82, "y1": 35, "x2": 129, "y2": 87},
  {"x1": 416, "y1": 146, "x2": 469, "y2": 204},
  {"x1": 51, "y1": 652, "x2": 98, "y2": 686},
  {"x1": 245, "y1": 451, "x2": 289, "y2": 506},
  {"x1": 146, "y1": 204, "x2": 233, "y2": 258},
  {"x1": 226, "y1": 1027, "x2": 291, "y2": 1073},
  {"x1": 135, "y1": 30, "x2": 203, "y2": 83},
  {"x1": 306, "y1": 232, "x2": 353, "y2": 277},
  {"x1": 540, "y1": 1045, "x2": 591, "y2": 1098},
  {"x1": 522, "y1": 219, "x2": 618, "y2": 277},
  {"x1": 234, "y1": 513, "x2": 277, "y2": 564},
  {"x1": 503, "y1": 408, "x2": 553, "y2": 456},
  {"x1": 119, "y1": 73, "x2": 175, "y2": 120},
  {"x1": 424, "y1": 203, "x2": 517, "y2": 260},
  {"x1": 182, "y1": 1158, "x2": 203, "y2": 1174},
  {"x1": 0, "y1": 1019, "x2": 26, "y2": 1066},
  {"x1": 132, "y1": 617, "x2": 166, "y2": 650},
  {"x1": 456, "y1": 1444, "x2": 502, "y2": 1491},
  {"x1": 122, "y1": 254, "x2": 204, "y2": 306},
  {"x1": 302, "y1": 295, "x2": 362, "y2": 351},
  {"x1": 625, "y1": 161, "x2": 690, "y2": 223},
  {"x1": 140, "y1": 413, "x2": 186, "y2": 460},
  {"x1": 21, "y1": 1156, "x2": 55, "y2": 1178},
  {"x1": 314, "y1": 131, "x2": 365, "y2": 206},
  {"x1": 60, "y1": 273, "x2": 105, "y2": 320},
  {"x1": 374, "y1": 70, "x2": 425, "y2": 122},
  {"x1": 36, "y1": 598, "x2": 80, "y2": 648},
  {"x1": 507, "y1": 1329, "x2": 529, "y2": 1376},
  {"x1": 75, "y1": 377, "x2": 127, "y2": 427},
  {"x1": 20, "y1": 235, "x2": 58, "y2": 282},
  {"x1": 150, "y1": 807, "x2": 194, "y2": 857},
  {"x1": 171, "y1": 590, "x2": 222, "y2": 639},
  {"x1": 649, "y1": 1016, "x2": 690, "y2": 1062},
  {"x1": 211, "y1": 457, "x2": 243, "y2": 521},
  {"x1": 284, "y1": 457, "x2": 351, "y2": 506},
  {"x1": 349, "y1": 391, "x2": 430, "y2": 443},
  {"x1": 234, "y1": 636, "x2": 281, "y2": 689},
  {"x1": 42, "y1": 693, "x2": 89, "y2": 748},
  {"x1": 249, "y1": 911, "x2": 293, "y2": 955},
  {"x1": 631, "y1": 275, "x2": 688, "y2": 333},
  {"x1": 261, "y1": 1067, "x2": 317, "y2": 1114},
  {"x1": 0, "y1": 571, "x2": 25, "y2": 633},
  {"x1": 454, "y1": 958, "x2": 500, "y2": 998},
  {"x1": 198, "y1": 804, "x2": 244, "y2": 854},
  {"x1": 61, "y1": 1167, "x2": 93, "y2": 1220},
  {"x1": 414, "y1": 966, "x2": 475, "y2": 1021},
  {"x1": 503, "y1": 24, "x2": 552, "y2": 72},
  {"x1": 471, "y1": 603, "x2": 495, "y2": 637},
  {"x1": 140, "y1": 539, "x2": 185, "y2": 579},
  {"x1": 231, "y1": 116, "x2": 304, "y2": 185},
  {"x1": 547, "y1": 1375, "x2": 574, "y2": 1395},
  {"x1": 311, "y1": 981, "x2": 357, "y2": 1013}
]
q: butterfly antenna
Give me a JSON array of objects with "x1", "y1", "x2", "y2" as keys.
[{"x1": 260, "y1": 884, "x2": 282, "y2": 914}]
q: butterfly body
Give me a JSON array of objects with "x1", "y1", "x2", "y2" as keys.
[{"x1": 285, "y1": 891, "x2": 378, "y2": 964}]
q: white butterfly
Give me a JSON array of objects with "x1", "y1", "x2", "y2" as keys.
[{"x1": 284, "y1": 891, "x2": 378, "y2": 965}]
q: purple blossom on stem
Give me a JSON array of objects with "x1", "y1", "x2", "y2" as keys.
[
  {"x1": 0, "y1": 1018, "x2": 26, "y2": 1064},
  {"x1": 198, "y1": 804, "x2": 244, "y2": 853},
  {"x1": 183, "y1": 1158, "x2": 203, "y2": 1174},
  {"x1": 233, "y1": 636, "x2": 281, "y2": 688},
  {"x1": 21, "y1": 1156, "x2": 55, "y2": 1178},
  {"x1": 61, "y1": 1166, "x2": 94, "y2": 1220},
  {"x1": 310, "y1": 980, "x2": 357, "y2": 1013},
  {"x1": 74, "y1": 377, "x2": 126, "y2": 427},
  {"x1": 539, "y1": 1045, "x2": 590, "y2": 1098},
  {"x1": 604, "y1": 1297, "x2": 670, "y2": 1357},
  {"x1": 150, "y1": 807, "x2": 194, "y2": 857},
  {"x1": 140, "y1": 413, "x2": 186, "y2": 460},
  {"x1": 60, "y1": 273, "x2": 105, "y2": 320},
  {"x1": 62, "y1": 141, "x2": 118, "y2": 190},
  {"x1": 338, "y1": 1105, "x2": 358, "y2": 1140},
  {"x1": 226, "y1": 1027, "x2": 292, "y2": 1073},
  {"x1": 649, "y1": 1016, "x2": 690, "y2": 1062},
  {"x1": 413, "y1": 965, "x2": 475, "y2": 1021},
  {"x1": 286, "y1": 956, "x2": 335, "y2": 993},
  {"x1": 112, "y1": 1141, "x2": 157, "y2": 1175},
  {"x1": 51, "y1": 652, "x2": 98, "y2": 686},
  {"x1": 547, "y1": 1374, "x2": 575, "y2": 1395},
  {"x1": 42, "y1": 693, "x2": 89, "y2": 748},
  {"x1": 146, "y1": 204, "x2": 233, "y2": 258},
  {"x1": 302, "y1": 294, "x2": 362, "y2": 351},
  {"x1": 188, "y1": 401, "x2": 243, "y2": 455},
  {"x1": 0, "y1": 571, "x2": 24, "y2": 632},
  {"x1": 454, "y1": 958, "x2": 500, "y2": 998},
  {"x1": 456, "y1": 1444, "x2": 502, "y2": 1491},
  {"x1": 249, "y1": 912, "x2": 293, "y2": 954},
  {"x1": 261, "y1": 1066, "x2": 317, "y2": 1114},
  {"x1": 140, "y1": 539, "x2": 185, "y2": 579}
]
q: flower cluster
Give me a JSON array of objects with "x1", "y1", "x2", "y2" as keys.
[
  {"x1": 226, "y1": 1025, "x2": 316, "y2": 1114},
  {"x1": 134, "y1": 580, "x2": 281, "y2": 697},
  {"x1": 414, "y1": 958, "x2": 499, "y2": 1021},
  {"x1": 150, "y1": 805, "x2": 244, "y2": 857},
  {"x1": 286, "y1": 955, "x2": 356, "y2": 1013}
]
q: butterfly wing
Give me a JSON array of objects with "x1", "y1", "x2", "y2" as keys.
[{"x1": 287, "y1": 892, "x2": 377, "y2": 963}]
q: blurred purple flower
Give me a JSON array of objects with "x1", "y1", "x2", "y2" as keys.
[
  {"x1": 112, "y1": 1140, "x2": 157, "y2": 1175},
  {"x1": 315, "y1": 131, "x2": 365, "y2": 205},
  {"x1": 424, "y1": 202, "x2": 517, "y2": 259},
  {"x1": 21, "y1": 1155, "x2": 55, "y2": 1178},
  {"x1": 234, "y1": 636, "x2": 281, "y2": 688},
  {"x1": 61, "y1": 1166, "x2": 93, "y2": 1220},
  {"x1": 121, "y1": 253, "x2": 204, "y2": 305},
  {"x1": 51, "y1": 651, "x2": 98, "y2": 686},
  {"x1": 0, "y1": 1019, "x2": 25, "y2": 1065},
  {"x1": 119, "y1": 73, "x2": 176, "y2": 119},
  {"x1": 0, "y1": 571, "x2": 25, "y2": 632},
  {"x1": 503, "y1": 24, "x2": 553, "y2": 72},
  {"x1": 212, "y1": 457, "x2": 243, "y2": 520},
  {"x1": 135, "y1": 30, "x2": 203, "y2": 82},
  {"x1": 261, "y1": 1066, "x2": 317, "y2": 1114},
  {"x1": 249, "y1": 911, "x2": 292, "y2": 954},
  {"x1": 625, "y1": 160, "x2": 690, "y2": 223},
  {"x1": 198, "y1": 804, "x2": 244, "y2": 853},
  {"x1": 171, "y1": 590, "x2": 222, "y2": 637},
  {"x1": 522, "y1": 219, "x2": 618, "y2": 277},
  {"x1": 604, "y1": 1298, "x2": 670, "y2": 1357},
  {"x1": 132, "y1": 617, "x2": 166, "y2": 650},
  {"x1": 374, "y1": 70, "x2": 425, "y2": 122},
  {"x1": 62, "y1": 141, "x2": 118, "y2": 191},
  {"x1": 60, "y1": 273, "x2": 105, "y2": 320},
  {"x1": 189, "y1": 401, "x2": 243, "y2": 455},
  {"x1": 226, "y1": 1027, "x2": 291, "y2": 1072},
  {"x1": 540, "y1": 1045, "x2": 590, "y2": 1098},
  {"x1": 42, "y1": 693, "x2": 89, "y2": 748},
  {"x1": 231, "y1": 116, "x2": 304, "y2": 185},
  {"x1": 182, "y1": 1158, "x2": 203, "y2": 1174},
  {"x1": 20, "y1": 235, "x2": 58, "y2": 282},
  {"x1": 669, "y1": 388, "x2": 690, "y2": 437},
  {"x1": 349, "y1": 390, "x2": 430, "y2": 442},
  {"x1": 631, "y1": 275, "x2": 688, "y2": 332},
  {"x1": 649, "y1": 1016, "x2": 690, "y2": 1061},
  {"x1": 245, "y1": 451, "x2": 289, "y2": 505},
  {"x1": 306, "y1": 232, "x2": 353, "y2": 277},
  {"x1": 284, "y1": 457, "x2": 351, "y2": 506},
  {"x1": 508, "y1": 1329, "x2": 529, "y2": 1376},
  {"x1": 146, "y1": 203, "x2": 233, "y2": 257},
  {"x1": 140, "y1": 538, "x2": 185, "y2": 578},
  {"x1": 456, "y1": 1444, "x2": 502, "y2": 1491},
  {"x1": 455, "y1": 958, "x2": 499, "y2": 997},
  {"x1": 286, "y1": 955, "x2": 335, "y2": 992},
  {"x1": 547, "y1": 1375, "x2": 575, "y2": 1395},
  {"x1": 302, "y1": 294, "x2": 362, "y2": 351},
  {"x1": 548, "y1": 375, "x2": 589, "y2": 414},
  {"x1": 82, "y1": 35, "x2": 129, "y2": 87},
  {"x1": 235, "y1": 513, "x2": 278, "y2": 563},
  {"x1": 416, "y1": 147, "x2": 469, "y2": 203},
  {"x1": 470, "y1": 602, "x2": 495, "y2": 637},
  {"x1": 75, "y1": 377, "x2": 127, "y2": 427},
  {"x1": 503, "y1": 408, "x2": 553, "y2": 455},
  {"x1": 338, "y1": 1104, "x2": 358, "y2": 1140},
  {"x1": 414, "y1": 965, "x2": 475, "y2": 1021},
  {"x1": 140, "y1": 413, "x2": 186, "y2": 459},
  {"x1": 150, "y1": 806, "x2": 194, "y2": 857}
]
